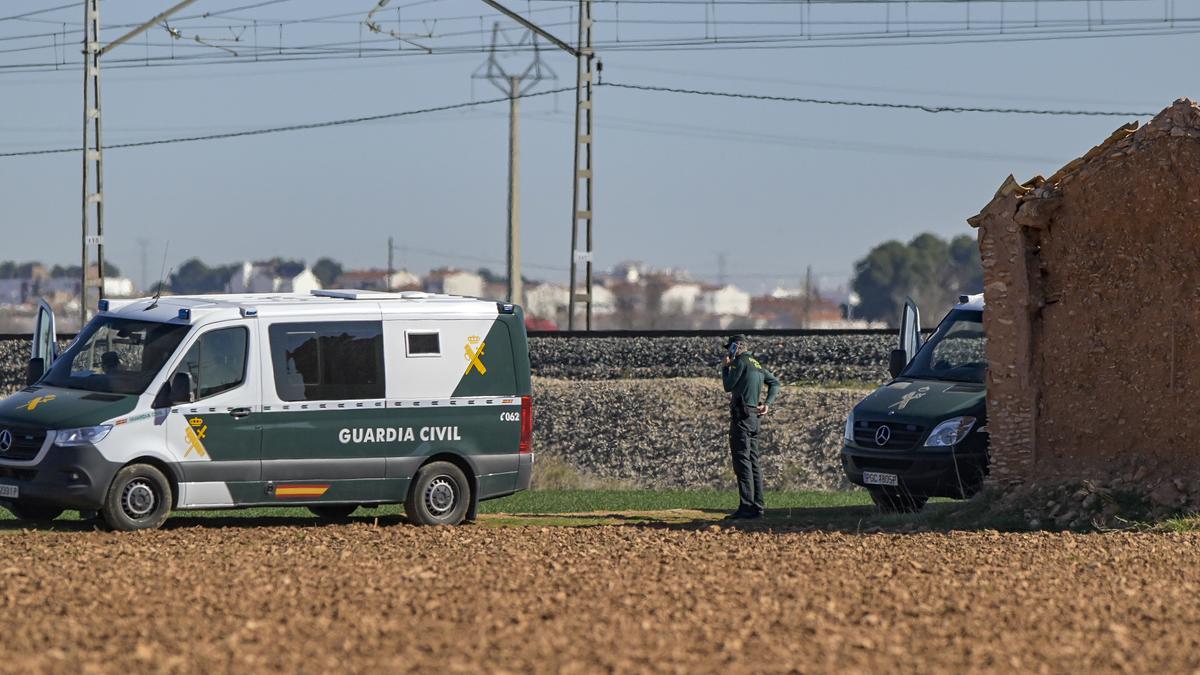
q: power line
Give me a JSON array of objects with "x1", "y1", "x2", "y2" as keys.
[
  {"x1": 0, "y1": 78, "x2": 1158, "y2": 159},
  {"x1": 600, "y1": 81, "x2": 1157, "y2": 116},
  {"x1": 0, "y1": 87, "x2": 574, "y2": 158},
  {"x1": 0, "y1": 3, "x2": 78, "y2": 23}
]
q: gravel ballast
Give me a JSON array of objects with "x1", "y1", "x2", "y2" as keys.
[
  {"x1": 530, "y1": 334, "x2": 894, "y2": 383},
  {"x1": 0, "y1": 334, "x2": 895, "y2": 394},
  {"x1": 534, "y1": 377, "x2": 865, "y2": 490},
  {"x1": 0, "y1": 336, "x2": 881, "y2": 490}
]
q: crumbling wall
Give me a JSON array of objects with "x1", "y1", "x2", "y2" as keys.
[{"x1": 971, "y1": 98, "x2": 1200, "y2": 487}]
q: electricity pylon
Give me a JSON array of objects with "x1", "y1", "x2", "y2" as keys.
[{"x1": 473, "y1": 24, "x2": 555, "y2": 308}]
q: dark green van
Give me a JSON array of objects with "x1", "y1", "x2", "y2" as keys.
[{"x1": 841, "y1": 294, "x2": 988, "y2": 512}]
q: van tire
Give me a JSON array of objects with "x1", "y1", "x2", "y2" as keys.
[
  {"x1": 8, "y1": 503, "x2": 64, "y2": 523},
  {"x1": 868, "y1": 487, "x2": 927, "y2": 514},
  {"x1": 101, "y1": 464, "x2": 173, "y2": 531},
  {"x1": 308, "y1": 504, "x2": 358, "y2": 520},
  {"x1": 405, "y1": 461, "x2": 471, "y2": 526}
]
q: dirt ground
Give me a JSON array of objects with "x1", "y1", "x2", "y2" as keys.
[{"x1": 1, "y1": 517, "x2": 1198, "y2": 674}]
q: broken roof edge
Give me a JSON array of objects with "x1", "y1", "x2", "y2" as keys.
[{"x1": 967, "y1": 97, "x2": 1200, "y2": 230}]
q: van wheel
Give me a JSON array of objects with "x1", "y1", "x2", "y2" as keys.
[
  {"x1": 868, "y1": 487, "x2": 927, "y2": 514},
  {"x1": 8, "y1": 503, "x2": 64, "y2": 523},
  {"x1": 308, "y1": 504, "x2": 358, "y2": 520},
  {"x1": 102, "y1": 464, "x2": 172, "y2": 531},
  {"x1": 405, "y1": 461, "x2": 471, "y2": 526}
]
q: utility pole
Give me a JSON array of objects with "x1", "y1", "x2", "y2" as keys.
[
  {"x1": 802, "y1": 264, "x2": 814, "y2": 328},
  {"x1": 81, "y1": 0, "x2": 102, "y2": 329},
  {"x1": 387, "y1": 236, "x2": 395, "y2": 291},
  {"x1": 79, "y1": 0, "x2": 200, "y2": 327},
  {"x1": 475, "y1": 0, "x2": 590, "y2": 329},
  {"x1": 137, "y1": 237, "x2": 149, "y2": 293},
  {"x1": 473, "y1": 24, "x2": 553, "y2": 308},
  {"x1": 566, "y1": 0, "x2": 595, "y2": 330}
]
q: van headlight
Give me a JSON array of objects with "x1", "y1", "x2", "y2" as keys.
[
  {"x1": 924, "y1": 417, "x2": 976, "y2": 448},
  {"x1": 56, "y1": 425, "x2": 113, "y2": 447},
  {"x1": 844, "y1": 412, "x2": 855, "y2": 443}
]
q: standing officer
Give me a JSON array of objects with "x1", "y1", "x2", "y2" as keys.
[{"x1": 721, "y1": 334, "x2": 781, "y2": 520}]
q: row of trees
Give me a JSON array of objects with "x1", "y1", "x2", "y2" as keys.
[
  {"x1": 851, "y1": 233, "x2": 983, "y2": 323},
  {"x1": 0, "y1": 261, "x2": 122, "y2": 279}
]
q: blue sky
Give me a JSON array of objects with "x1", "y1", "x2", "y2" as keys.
[{"x1": 0, "y1": 0, "x2": 1194, "y2": 294}]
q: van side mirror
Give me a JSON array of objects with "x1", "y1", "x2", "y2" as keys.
[
  {"x1": 25, "y1": 358, "x2": 45, "y2": 386},
  {"x1": 888, "y1": 349, "x2": 908, "y2": 379},
  {"x1": 169, "y1": 372, "x2": 195, "y2": 405}
]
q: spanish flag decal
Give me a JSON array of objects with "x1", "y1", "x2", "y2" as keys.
[{"x1": 275, "y1": 484, "x2": 330, "y2": 499}]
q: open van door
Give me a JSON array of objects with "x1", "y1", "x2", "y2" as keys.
[
  {"x1": 27, "y1": 299, "x2": 58, "y2": 385},
  {"x1": 888, "y1": 297, "x2": 921, "y2": 378}
]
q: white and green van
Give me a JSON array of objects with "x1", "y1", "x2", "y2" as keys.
[{"x1": 0, "y1": 291, "x2": 533, "y2": 530}]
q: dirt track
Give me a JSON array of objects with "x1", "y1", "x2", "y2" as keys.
[{"x1": 2, "y1": 520, "x2": 1199, "y2": 673}]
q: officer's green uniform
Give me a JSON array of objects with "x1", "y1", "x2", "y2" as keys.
[{"x1": 721, "y1": 338, "x2": 781, "y2": 516}]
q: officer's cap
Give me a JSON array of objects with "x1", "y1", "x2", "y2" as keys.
[{"x1": 724, "y1": 334, "x2": 748, "y2": 348}]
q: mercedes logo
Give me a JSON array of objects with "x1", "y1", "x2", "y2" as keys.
[
  {"x1": 0, "y1": 429, "x2": 12, "y2": 454},
  {"x1": 874, "y1": 425, "x2": 892, "y2": 447}
]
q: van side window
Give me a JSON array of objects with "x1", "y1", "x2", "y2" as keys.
[
  {"x1": 268, "y1": 321, "x2": 384, "y2": 401},
  {"x1": 172, "y1": 326, "x2": 249, "y2": 400},
  {"x1": 406, "y1": 331, "x2": 440, "y2": 356}
]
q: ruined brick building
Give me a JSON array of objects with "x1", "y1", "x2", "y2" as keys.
[{"x1": 969, "y1": 98, "x2": 1200, "y2": 487}]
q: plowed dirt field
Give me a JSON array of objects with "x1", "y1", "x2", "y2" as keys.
[{"x1": 1, "y1": 518, "x2": 1198, "y2": 673}]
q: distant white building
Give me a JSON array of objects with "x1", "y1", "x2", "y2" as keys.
[
  {"x1": 424, "y1": 269, "x2": 484, "y2": 298},
  {"x1": 227, "y1": 261, "x2": 322, "y2": 295},
  {"x1": 591, "y1": 284, "x2": 616, "y2": 315},
  {"x1": 0, "y1": 279, "x2": 34, "y2": 306},
  {"x1": 699, "y1": 285, "x2": 752, "y2": 316},
  {"x1": 102, "y1": 277, "x2": 136, "y2": 298},
  {"x1": 523, "y1": 283, "x2": 569, "y2": 319},
  {"x1": 335, "y1": 269, "x2": 420, "y2": 291},
  {"x1": 660, "y1": 283, "x2": 703, "y2": 315}
]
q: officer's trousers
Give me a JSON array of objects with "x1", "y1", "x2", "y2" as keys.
[{"x1": 729, "y1": 411, "x2": 764, "y2": 514}]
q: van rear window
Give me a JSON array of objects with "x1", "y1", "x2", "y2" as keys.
[
  {"x1": 406, "y1": 332, "x2": 440, "y2": 356},
  {"x1": 268, "y1": 321, "x2": 384, "y2": 401}
]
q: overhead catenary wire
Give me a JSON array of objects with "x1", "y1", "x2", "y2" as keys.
[
  {"x1": 0, "y1": 79, "x2": 1157, "y2": 159},
  {"x1": 0, "y1": 79, "x2": 1158, "y2": 159},
  {"x1": 0, "y1": 86, "x2": 573, "y2": 158},
  {"x1": 601, "y1": 81, "x2": 1157, "y2": 116},
  {"x1": 1, "y1": 0, "x2": 1198, "y2": 73}
]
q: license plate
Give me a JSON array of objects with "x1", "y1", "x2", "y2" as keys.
[
  {"x1": 0, "y1": 484, "x2": 18, "y2": 499},
  {"x1": 862, "y1": 471, "x2": 898, "y2": 487}
]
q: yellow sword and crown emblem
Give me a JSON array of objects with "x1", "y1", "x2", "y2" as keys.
[
  {"x1": 17, "y1": 394, "x2": 56, "y2": 411},
  {"x1": 464, "y1": 335, "x2": 487, "y2": 376},
  {"x1": 184, "y1": 417, "x2": 208, "y2": 458}
]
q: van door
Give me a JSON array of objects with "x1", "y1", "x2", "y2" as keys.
[
  {"x1": 258, "y1": 320, "x2": 387, "y2": 504},
  {"x1": 29, "y1": 299, "x2": 57, "y2": 382},
  {"x1": 899, "y1": 297, "x2": 921, "y2": 364},
  {"x1": 165, "y1": 322, "x2": 263, "y2": 508}
]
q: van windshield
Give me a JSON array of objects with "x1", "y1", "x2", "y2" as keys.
[
  {"x1": 900, "y1": 309, "x2": 986, "y2": 384},
  {"x1": 41, "y1": 317, "x2": 191, "y2": 395}
]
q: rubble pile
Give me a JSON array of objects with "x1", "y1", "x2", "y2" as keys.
[
  {"x1": 992, "y1": 473, "x2": 1200, "y2": 530},
  {"x1": 970, "y1": 98, "x2": 1200, "y2": 488}
]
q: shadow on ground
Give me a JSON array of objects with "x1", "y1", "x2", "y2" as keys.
[{"x1": 0, "y1": 499, "x2": 1029, "y2": 533}]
